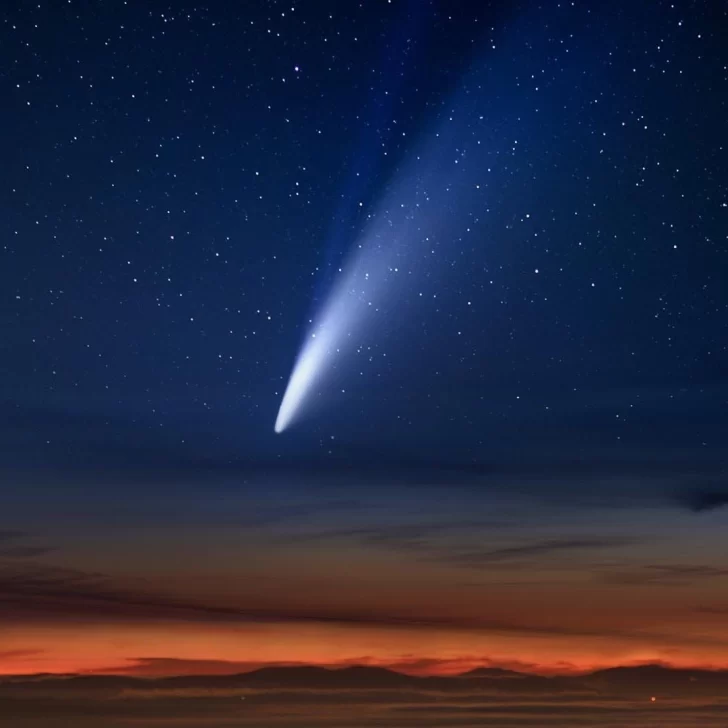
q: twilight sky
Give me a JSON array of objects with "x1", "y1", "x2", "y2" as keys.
[{"x1": 1, "y1": 0, "x2": 727, "y2": 680}]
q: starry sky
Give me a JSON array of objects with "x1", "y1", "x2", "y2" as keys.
[{"x1": 1, "y1": 0, "x2": 727, "y2": 679}]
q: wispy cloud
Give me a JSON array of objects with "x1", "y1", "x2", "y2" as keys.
[
  {"x1": 0, "y1": 546, "x2": 53, "y2": 559},
  {"x1": 677, "y1": 489, "x2": 728, "y2": 513},
  {"x1": 0, "y1": 531, "x2": 27, "y2": 543},
  {"x1": 284, "y1": 520, "x2": 509, "y2": 550},
  {"x1": 91, "y1": 657, "x2": 308, "y2": 677},
  {"x1": 0, "y1": 649, "x2": 45, "y2": 661},
  {"x1": 603, "y1": 565, "x2": 728, "y2": 586},
  {"x1": 430, "y1": 538, "x2": 629, "y2": 567},
  {"x1": 0, "y1": 532, "x2": 54, "y2": 560},
  {"x1": 0, "y1": 558, "x2": 664, "y2": 641},
  {"x1": 285, "y1": 523, "x2": 630, "y2": 570}
]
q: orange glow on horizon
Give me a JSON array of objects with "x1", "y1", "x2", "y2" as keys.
[{"x1": 3, "y1": 620, "x2": 728, "y2": 678}]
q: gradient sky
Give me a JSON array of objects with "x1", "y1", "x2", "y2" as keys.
[{"x1": 1, "y1": 0, "x2": 727, "y2": 679}]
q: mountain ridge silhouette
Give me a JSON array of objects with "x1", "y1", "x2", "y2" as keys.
[{"x1": 3, "y1": 662, "x2": 728, "y2": 697}]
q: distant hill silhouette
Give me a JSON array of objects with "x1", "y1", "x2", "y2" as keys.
[
  {"x1": 2, "y1": 663, "x2": 728, "y2": 699},
  {"x1": 163, "y1": 665, "x2": 415, "y2": 689},
  {"x1": 457, "y1": 667, "x2": 531, "y2": 679},
  {"x1": 584, "y1": 664, "x2": 728, "y2": 697}
]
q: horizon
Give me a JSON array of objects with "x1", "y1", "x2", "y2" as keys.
[{"x1": 7, "y1": 659, "x2": 728, "y2": 680}]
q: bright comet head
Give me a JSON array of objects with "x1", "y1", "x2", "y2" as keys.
[
  {"x1": 274, "y1": 337, "x2": 324, "y2": 433},
  {"x1": 274, "y1": 314, "x2": 341, "y2": 433}
]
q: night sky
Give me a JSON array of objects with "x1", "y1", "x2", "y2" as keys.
[{"x1": 2, "y1": 0, "x2": 728, "y2": 686}]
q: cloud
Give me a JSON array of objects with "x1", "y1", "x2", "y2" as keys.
[
  {"x1": 0, "y1": 532, "x2": 54, "y2": 560},
  {"x1": 677, "y1": 489, "x2": 728, "y2": 513},
  {"x1": 602, "y1": 564, "x2": 728, "y2": 586},
  {"x1": 283, "y1": 522, "x2": 628, "y2": 570},
  {"x1": 0, "y1": 531, "x2": 26, "y2": 543},
  {"x1": 233, "y1": 500, "x2": 365, "y2": 528},
  {"x1": 0, "y1": 559, "x2": 661, "y2": 641},
  {"x1": 91, "y1": 657, "x2": 307, "y2": 677},
  {"x1": 284, "y1": 520, "x2": 509, "y2": 550},
  {"x1": 430, "y1": 538, "x2": 628, "y2": 567},
  {"x1": 0, "y1": 546, "x2": 53, "y2": 559},
  {"x1": 696, "y1": 606, "x2": 728, "y2": 617},
  {"x1": 0, "y1": 649, "x2": 45, "y2": 661},
  {"x1": 0, "y1": 561, "x2": 313, "y2": 625}
]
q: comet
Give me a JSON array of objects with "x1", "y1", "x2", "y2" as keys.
[
  {"x1": 274, "y1": 139, "x2": 477, "y2": 433},
  {"x1": 274, "y1": 40, "x2": 516, "y2": 433},
  {"x1": 274, "y1": 310, "x2": 340, "y2": 434},
  {"x1": 275, "y1": 234, "x2": 398, "y2": 434},
  {"x1": 274, "y1": 129, "x2": 492, "y2": 432}
]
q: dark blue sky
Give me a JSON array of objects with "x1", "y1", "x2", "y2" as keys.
[{"x1": 3, "y1": 0, "x2": 725, "y2": 472}]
